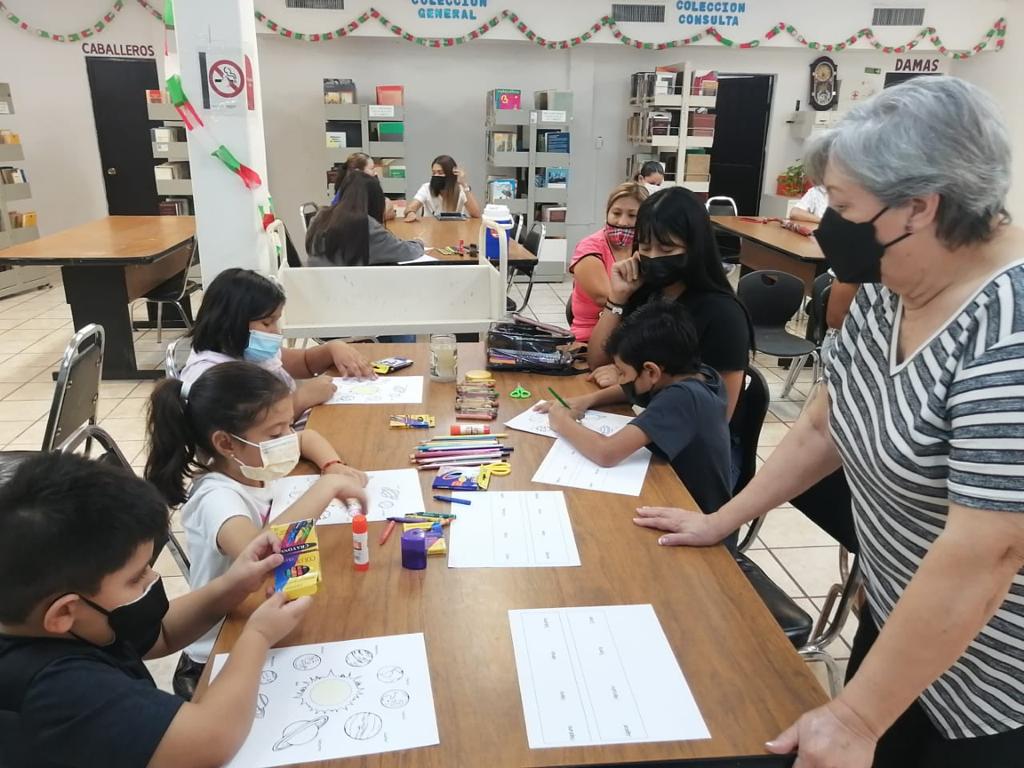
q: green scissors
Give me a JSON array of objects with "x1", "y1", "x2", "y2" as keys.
[
  {"x1": 478, "y1": 461, "x2": 512, "y2": 489},
  {"x1": 510, "y1": 383, "x2": 531, "y2": 399}
]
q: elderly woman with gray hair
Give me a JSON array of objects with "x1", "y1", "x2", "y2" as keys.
[{"x1": 634, "y1": 76, "x2": 1024, "y2": 767}]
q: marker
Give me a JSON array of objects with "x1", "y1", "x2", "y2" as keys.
[
  {"x1": 432, "y1": 496, "x2": 471, "y2": 506},
  {"x1": 547, "y1": 386, "x2": 572, "y2": 410},
  {"x1": 379, "y1": 520, "x2": 397, "y2": 545},
  {"x1": 388, "y1": 516, "x2": 452, "y2": 526}
]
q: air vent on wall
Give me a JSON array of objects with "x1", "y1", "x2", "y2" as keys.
[
  {"x1": 286, "y1": 0, "x2": 345, "y2": 9},
  {"x1": 612, "y1": 4, "x2": 666, "y2": 23},
  {"x1": 872, "y1": 7, "x2": 925, "y2": 26}
]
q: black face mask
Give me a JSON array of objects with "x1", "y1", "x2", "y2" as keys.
[
  {"x1": 639, "y1": 253, "x2": 688, "y2": 289},
  {"x1": 814, "y1": 207, "x2": 912, "y2": 284},
  {"x1": 429, "y1": 176, "x2": 447, "y2": 196},
  {"x1": 77, "y1": 577, "x2": 168, "y2": 652},
  {"x1": 621, "y1": 378, "x2": 653, "y2": 408}
]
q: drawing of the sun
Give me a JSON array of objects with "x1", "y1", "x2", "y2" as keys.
[
  {"x1": 295, "y1": 670, "x2": 363, "y2": 713},
  {"x1": 350, "y1": 383, "x2": 379, "y2": 395}
]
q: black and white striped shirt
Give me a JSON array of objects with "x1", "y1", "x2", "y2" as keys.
[{"x1": 826, "y1": 263, "x2": 1024, "y2": 739}]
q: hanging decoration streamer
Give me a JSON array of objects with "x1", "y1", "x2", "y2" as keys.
[{"x1": 0, "y1": 2, "x2": 1007, "y2": 59}]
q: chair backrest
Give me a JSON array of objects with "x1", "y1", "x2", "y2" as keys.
[
  {"x1": 165, "y1": 336, "x2": 190, "y2": 379},
  {"x1": 706, "y1": 195, "x2": 738, "y2": 217},
  {"x1": 300, "y1": 202, "x2": 320, "y2": 234},
  {"x1": 42, "y1": 324, "x2": 104, "y2": 453},
  {"x1": 511, "y1": 213, "x2": 525, "y2": 243},
  {"x1": 807, "y1": 271, "x2": 834, "y2": 345},
  {"x1": 523, "y1": 223, "x2": 545, "y2": 257},
  {"x1": 737, "y1": 270, "x2": 807, "y2": 329},
  {"x1": 565, "y1": 297, "x2": 574, "y2": 328},
  {"x1": 731, "y1": 366, "x2": 769, "y2": 496}
]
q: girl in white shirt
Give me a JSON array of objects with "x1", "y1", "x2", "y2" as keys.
[
  {"x1": 404, "y1": 154, "x2": 481, "y2": 220},
  {"x1": 145, "y1": 361, "x2": 368, "y2": 693}
]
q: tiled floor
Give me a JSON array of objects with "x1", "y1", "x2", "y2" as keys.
[{"x1": 1, "y1": 277, "x2": 850, "y2": 696}]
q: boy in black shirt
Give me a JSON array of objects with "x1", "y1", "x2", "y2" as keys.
[
  {"x1": 545, "y1": 302, "x2": 732, "y2": 518},
  {"x1": 0, "y1": 453, "x2": 312, "y2": 768}
]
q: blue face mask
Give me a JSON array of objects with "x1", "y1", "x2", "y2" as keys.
[{"x1": 243, "y1": 330, "x2": 283, "y2": 363}]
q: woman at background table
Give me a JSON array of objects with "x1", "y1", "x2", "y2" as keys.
[
  {"x1": 306, "y1": 173, "x2": 424, "y2": 266},
  {"x1": 790, "y1": 183, "x2": 829, "y2": 224},
  {"x1": 635, "y1": 160, "x2": 665, "y2": 196},
  {"x1": 180, "y1": 269, "x2": 373, "y2": 421},
  {"x1": 404, "y1": 154, "x2": 481, "y2": 221},
  {"x1": 635, "y1": 77, "x2": 1024, "y2": 768},
  {"x1": 568, "y1": 182, "x2": 648, "y2": 344},
  {"x1": 586, "y1": 186, "x2": 752, "y2": 485},
  {"x1": 330, "y1": 152, "x2": 396, "y2": 220}
]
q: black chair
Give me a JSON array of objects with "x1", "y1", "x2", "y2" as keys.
[
  {"x1": 565, "y1": 297, "x2": 573, "y2": 328},
  {"x1": 41, "y1": 324, "x2": 104, "y2": 453},
  {"x1": 129, "y1": 240, "x2": 200, "y2": 344},
  {"x1": 786, "y1": 271, "x2": 833, "y2": 393},
  {"x1": 729, "y1": 367, "x2": 814, "y2": 649},
  {"x1": 705, "y1": 195, "x2": 741, "y2": 266},
  {"x1": 738, "y1": 270, "x2": 818, "y2": 399},
  {"x1": 299, "y1": 202, "x2": 320, "y2": 234},
  {"x1": 509, "y1": 222, "x2": 543, "y2": 312}
]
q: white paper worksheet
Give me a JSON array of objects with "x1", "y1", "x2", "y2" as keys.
[
  {"x1": 326, "y1": 376, "x2": 424, "y2": 404},
  {"x1": 532, "y1": 437, "x2": 651, "y2": 496},
  {"x1": 447, "y1": 491, "x2": 581, "y2": 568},
  {"x1": 505, "y1": 403, "x2": 634, "y2": 439},
  {"x1": 508, "y1": 605, "x2": 709, "y2": 749},
  {"x1": 270, "y1": 469, "x2": 425, "y2": 524},
  {"x1": 210, "y1": 633, "x2": 439, "y2": 768}
]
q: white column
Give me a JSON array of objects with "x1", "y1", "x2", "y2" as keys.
[{"x1": 172, "y1": 0, "x2": 271, "y2": 284}]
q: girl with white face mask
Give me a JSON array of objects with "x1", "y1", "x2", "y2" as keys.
[{"x1": 144, "y1": 362, "x2": 368, "y2": 697}]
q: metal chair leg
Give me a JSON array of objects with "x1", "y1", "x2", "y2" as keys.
[
  {"x1": 799, "y1": 648, "x2": 842, "y2": 697},
  {"x1": 781, "y1": 353, "x2": 808, "y2": 398},
  {"x1": 156, "y1": 302, "x2": 164, "y2": 344}
]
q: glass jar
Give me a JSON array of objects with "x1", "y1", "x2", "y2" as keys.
[{"x1": 429, "y1": 334, "x2": 458, "y2": 383}]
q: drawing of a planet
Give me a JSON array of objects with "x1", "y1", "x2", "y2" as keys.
[
  {"x1": 377, "y1": 665, "x2": 404, "y2": 683},
  {"x1": 344, "y1": 711, "x2": 383, "y2": 740},
  {"x1": 260, "y1": 670, "x2": 278, "y2": 685},
  {"x1": 380, "y1": 689, "x2": 410, "y2": 709},
  {"x1": 292, "y1": 653, "x2": 322, "y2": 671},
  {"x1": 345, "y1": 648, "x2": 374, "y2": 667},
  {"x1": 272, "y1": 715, "x2": 329, "y2": 751}
]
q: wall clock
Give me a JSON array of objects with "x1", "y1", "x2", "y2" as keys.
[{"x1": 809, "y1": 56, "x2": 838, "y2": 111}]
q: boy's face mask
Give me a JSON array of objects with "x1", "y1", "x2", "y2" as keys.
[
  {"x1": 76, "y1": 576, "x2": 168, "y2": 652},
  {"x1": 620, "y1": 367, "x2": 656, "y2": 408}
]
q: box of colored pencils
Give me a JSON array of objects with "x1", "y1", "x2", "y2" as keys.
[
  {"x1": 412, "y1": 436, "x2": 511, "y2": 470},
  {"x1": 271, "y1": 518, "x2": 322, "y2": 599},
  {"x1": 455, "y1": 381, "x2": 498, "y2": 420}
]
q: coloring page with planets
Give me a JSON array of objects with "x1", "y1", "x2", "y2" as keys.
[
  {"x1": 210, "y1": 633, "x2": 438, "y2": 767},
  {"x1": 505, "y1": 404, "x2": 634, "y2": 439},
  {"x1": 269, "y1": 469, "x2": 425, "y2": 525},
  {"x1": 326, "y1": 376, "x2": 424, "y2": 405}
]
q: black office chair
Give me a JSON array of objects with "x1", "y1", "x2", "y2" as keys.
[
  {"x1": 509, "y1": 222, "x2": 544, "y2": 312},
  {"x1": 738, "y1": 270, "x2": 818, "y2": 399},
  {"x1": 706, "y1": 195, "x2": 741, "y2": 267},
  {"x1": 129, "y1": 240, "x2": 200, "y2": 344},
  {"x1": 300, "y1": 202, "x2": 320, "y2": 234},
  {"x1": 788, "y1": 271, "x2": 834, "y2": 393},
  {"x1": 730, "y1": 367, "x2": 814, "y2": 649}
]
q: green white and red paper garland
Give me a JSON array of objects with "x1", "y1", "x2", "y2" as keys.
[{"x1": 0, "y1": 1, "x2": 1007, "y2": 60}]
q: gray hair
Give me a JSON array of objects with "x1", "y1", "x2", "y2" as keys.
[{"x1": 804, "y1": 76, "x2": 1011, "y2": 247}]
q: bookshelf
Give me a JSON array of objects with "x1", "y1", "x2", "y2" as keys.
[
  {"x1": 484, "y1": 89, "x2": 571, "y2": 241},
  {"x1": 0, "y1": 82, "x2": 51, "y2": 298},
  {"x1": 323, "y1": 86, "x2": 407, "y2": 202},
  {"x1": 626, "y1": 64, "x2": 717, "y2": 196},
  {"x1": 146, "y1": 95, "x2": 193, "y2": 214}
]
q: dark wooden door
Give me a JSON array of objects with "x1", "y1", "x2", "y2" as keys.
[
  {"x1": 707, "y1": 74, "x2": 774, "y2": 215},
  {"x1": 86, "y1": 57, "x2": 160, "y2": 215}
]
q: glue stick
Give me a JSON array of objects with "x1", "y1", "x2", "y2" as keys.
[
  {"x1": 450, "y1": 424, "x2": 491, "y2": 436},
  {"x1": 352, "y1": 514, "x2": 369, "y2": 571}
]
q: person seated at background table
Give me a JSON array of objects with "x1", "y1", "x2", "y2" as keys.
[
  {"x1": 306, "y1": 173, "x2": 424, "y2": 266},
  {"x1": 540, "y1": 302, "x2": 732, "y2": 529},
  {"x1": 635, "y1": 160, "x2": 665, "y2": 195},
  {"x1": 404, "y1": 154, "x2": 481, "y2": 221},
  {"x1": 330, "y1": 152, "x2": 396, "y2": 220},
  {"x1": 146, "y1": 362, "x2": 368, "y2": 699},
  {"x1": 585, "y1": 186, "x2": 752, "y2": 486},
  {"x1": 0, "y1": 452, "x2": 314, "y2": 768},
  {"x1": 568, "y1": 182, "x2": 649, "y2": 344},
  {"x1": 179, "y1": 268, "x2": 373, "y2": 421},
  {"x1": 789, "y1": 182, "x2": 829, "y2": 224}
]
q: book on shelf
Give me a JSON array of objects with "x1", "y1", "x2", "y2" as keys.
[
  {"x1": 537, "y1": 130, "x2": 569, "y2": 153},
  {"x1": 8, "y1": 211, "x2": 36, "y2": 228},
  {"x1": 692, "y1": 71, "x2": 719, "y2": 96},
  {"x1": 375, "y1": 85, "x2": 404, "y2": 106},
  {"x1": 326, "y1": 132, "x2": 348, "y2": 149},
  {"x1": 543, "y1": 167, "x2": 568, "y2": 188},
  {"x1": 153, "y1": 162, "x2": 190, "y2": 180},
  {"x1": 688, "y1": 111, "x2": 716, "y2": 136},
  {"x1": 0, "y1": 167, "x2": 26, "y2": 184},
  {"x1": 158, "y1": 197, "x2": 192, "y2": 215},
  {"x1": 325, "y1": 120, "x2": 362, "y2": 148},
  {"x1": 323, "y1": 78, "x2": 356, "y2": 104},
  {"x1": 486, "y1": 178, "x2": 517, "y2": 201},
  {"x1": 538, "y1": 204, "x2": 566, "y2": 223},
  {"x1": 491, "y1": 89, "x2": 521, "y2": 111},
  {"x1": 684, "y1": 151, "x2": 711, "y2": 180},
  {"x1": 151, "y1": 126, "x2": 185, "y2": 143},
  {"x1": 0, "y1": 130, "x2": 20, "y2": 144},
  {"x1": 489, "y1": 131, "x2": 518, "y2": 153},
  {"x1": 373, "y1": 122, "x2": 403, "y2": 142},
  {"x1": 379, "y1": 159, "x2": 406, "y2": 178},
  {"x1": 146, "y1": 89, "x2": 166, "y2": 103}
]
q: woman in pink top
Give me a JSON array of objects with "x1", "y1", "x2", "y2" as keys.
[{"x1": 569, "y1": 182, "x2": 648, "y2": 343}]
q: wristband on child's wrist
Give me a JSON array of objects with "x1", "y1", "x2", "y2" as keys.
[{"x1": 321, "y1": 459, "x2": 343, "y2": 472}]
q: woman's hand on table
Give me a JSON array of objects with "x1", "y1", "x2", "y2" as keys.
[
  {"x1": 404, "y1": 210, "x2": 419, "y2": 222},
  {"x1": 609, "y1": 255, "x2": 643, "y2": 305},
  {"x1": 323, "y1": 462, "x2": 369, "y2": 487},
  {"x1": 586, "y1": 364, "x2": 620, "y2": 389},
  {"x1": 766, "y1": 699, "x2": 878, "y2": 768},
  {"x1": 633, "y1": 506, "x2": 732, "y2": 546},
  {"x1": 326, "y1": 340, "x2": 375, "y2": 379}
]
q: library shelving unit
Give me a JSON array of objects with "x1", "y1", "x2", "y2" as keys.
[
  {"x1": 146, "y1": 96, "x2": 194, "y2": 211},
  {"x1": 484, "y1": 90, "x2": 571, "y2": 235},
  {"x1": 324, "y1": 101, "x2": 406, "y2": 201},
  {"x1": 626, "y1": 63, "x2": 716, "y2": 195},
  {"x1": 0, "y1": 82, "x2": 52, "y2": 299}
]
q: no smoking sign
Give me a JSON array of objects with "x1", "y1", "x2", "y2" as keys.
[{"x1": 199, "y1": 50, "x2": 255, "y2": 113}]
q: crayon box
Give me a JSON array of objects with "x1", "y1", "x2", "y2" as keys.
[{"x1": 271, "y1": 518, "x2": 322, "y2": 599}]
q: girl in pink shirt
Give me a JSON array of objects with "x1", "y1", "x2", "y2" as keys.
[{"x1": 569, "y1": 182, "x2": 649, "y2": 343}]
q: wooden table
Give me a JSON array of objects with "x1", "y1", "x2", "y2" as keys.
[
  {"x1": 0, "y1": 216, "x2": 195, "y2": 379},
  {"x1": 712, "y1": 216, "x2": 825, "y2": 295},
  {"x1": 206, "y1": 343, "x2": 825, "y2": 767},
  {"x1": 387, "y1": 218, "x2": 535, "y2": 266}
]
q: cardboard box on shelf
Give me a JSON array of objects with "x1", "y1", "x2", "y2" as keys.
[{"x1": 688, "y1": 112, "x2": 716, "y2": 136}]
